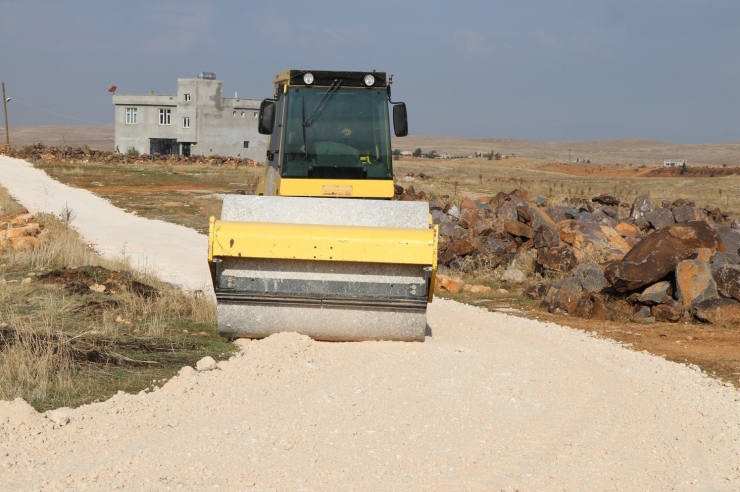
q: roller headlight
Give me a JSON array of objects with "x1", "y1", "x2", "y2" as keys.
[
  {"x1": 303, "y1": 73, "x2": 315, "y2": 85},
  {"x1": 363, "y1": 74, "x2": 375, "y2": 87}
]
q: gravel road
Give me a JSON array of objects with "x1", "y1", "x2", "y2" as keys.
[
  {"x1": 0, "y1": 156, "x2": 212, "y2": 293},
  {"x1": 1, "y1": 155, "x2": 740, "y2": 491}
]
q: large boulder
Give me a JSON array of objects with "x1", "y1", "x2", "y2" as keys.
[
  {"x1": 604, "y1": 221, "x2": 725, "y2": 292},
  {"x1": 713, "y1": 264, "x2": 740, "y2": 301},
  {"x1": 675, "y1": 259, "x2": 719, "y2": 308}
]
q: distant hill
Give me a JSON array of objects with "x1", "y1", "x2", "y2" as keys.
[
  {"x1": 393, "y1": 135, "x2": 740, "y2": 167},
  {"x1": 2, "y1": 125, "x2": 738, "y2": 167}
]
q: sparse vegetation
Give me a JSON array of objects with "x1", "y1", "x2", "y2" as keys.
[
  {"x1": 0, "y1": 185, "x2": 233, "y2": 411},
  {"x1": 125, "y1": 146, "x2": 141, "y2": 157}
]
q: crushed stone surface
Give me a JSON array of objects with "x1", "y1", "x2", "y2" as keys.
[
  {"x1": 1, "y1": 299, "x2": 739, "y2": 490},
  {"x1": 1, "y1": 157, "x2": 740, "y2": 490},
  {"x1": 0, "y1": 156, "x2": 212, "y2": 293}
]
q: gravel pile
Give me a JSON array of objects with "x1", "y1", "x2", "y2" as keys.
[{"x1": 2, "y1": 299, "x2": 740, "y2": 490}]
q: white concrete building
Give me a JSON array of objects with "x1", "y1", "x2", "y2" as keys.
[
  {"x1": 664, "y1": 159, "x2": 687, "y2": 168},
  {"x1": 112, "y1": 73, "x2": 266, "y2": 161}
]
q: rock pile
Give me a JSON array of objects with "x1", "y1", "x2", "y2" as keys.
[
  {"x1": 396, "y1": 185, "x2": 740, "y2": 324},
  {"x1": 0, "y1": 209, "x2": 47, "y2": 252},
  {"x1": 0, "y1": 146, "x2": 261, "y2": 168}
]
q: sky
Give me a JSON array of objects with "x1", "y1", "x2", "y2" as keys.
[{"x1": 0, "y1": 1, "x2": 738, "y2": 143}]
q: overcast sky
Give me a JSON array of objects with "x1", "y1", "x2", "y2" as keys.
[{"x1": 1, "y1": 1, "x2": 738, "y2": 143}]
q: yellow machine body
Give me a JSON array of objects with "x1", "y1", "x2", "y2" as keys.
[{"x1": 209, "y1": 70, "x2": 437, "y2": 341}]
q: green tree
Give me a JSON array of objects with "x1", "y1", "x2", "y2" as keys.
[
  {"x1": 392, "y1": 149, "x2": 401, "y2": 158},
  {"x1": 412, "y1": 148, "x2": 422, "y2": 157},
  {"x1": 428, "y1": 150, "x2": 438, "y2": 159},
  {"x1": 680, "y1": 162, "x2": 688, "y2": 175}
]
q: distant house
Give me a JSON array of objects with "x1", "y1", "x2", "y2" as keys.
[
  {"x1": 400, "y1": 151, "x2": 413, "y2": 156},
  {"x1": 664, "y1": 159, "x2": 687, "y2": 168},
  {"x1": 112, "y1": 72, "x2": 266, "y2": 161}
]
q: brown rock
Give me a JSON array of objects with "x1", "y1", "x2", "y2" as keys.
[
  {"x1": 458, "y1": 208, "x2": 479, "y2": 229},
  {"x1": 435, "y1": 274, "x2": 460, "y2": 293},
  {"x1": 1, "y1": 224, "x2": 40, "y2": 239},
  {"x1": 604, "y1": 221, "x2": 725, "y2": 292},
  {"x1": 714, "y1": 264, "x2": 740, "y2": 301},
  {"x1": 557, "y1": 219, "x2": 580, "y2": 244},
  {"x1": 592, "y1": 194, "x2": 620, "y2": 206},
  {"x1": 447, "y1": 236, "x2": 478, "y2": 257},
  {"x1": 496, "y1": 198, "x2": 526, "y2": 221},
  {"x1": 516, "y1": 206, "x2": 533, "y2": 224},
  {"x1": 692, "y1": 298, "x2": 740, "y2": 324},
  {"x1": 9, "y1": 213, "x2": 34, "y2": 226},
  {"x1": 544, "y1": 207, "x2": 568, "y2": 224},
  {"x1": 695, "y1": 248, "x2": 712, "y2": 262},
  {"x1": 504, "y1": 220, "x2": 534, "y2": 239},
  {"x1": 574, "y1": 297, "x2": 594, "y2": 318},
  {"x1": 591, "y1": 296, "x2": 610, "y2": 320},
  {"x1": 437, "y1": 249, "x2": 458, "y2": 266},
  {"x1": 509, "y1": 189, "x2": 528, "y2": 200},
  {"x1": 533, "y1": 224, "x2": 559, "y2": 249},
  {"x1": 653, "y1": 303, "x2": 682, "y2": 322},
  {"x1": 536, "y1": 244, "x2": 579, "y2": 274},
  {"x1": 551, "y1": 278, "x2": 583, "y2": 311},
  {"x1": 9, "y1": 236, "x2": 39, "y2": 251},
  {"x1": 460, "y1": 199, "x2": 478, "y2": 211},
  {"x1": 675, "y1": 259, "x2": 719, "y2": 308},
  {"x1": 464, "y1": 284, "x2": 492, "y2": 294}
]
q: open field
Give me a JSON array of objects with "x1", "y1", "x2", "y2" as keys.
[
  {"x1": 1, "y1": 125, "x2": 114, "y2": 150},
  {"x1": 5, "y1": 124, "x2": 740, "y2": 167},
  {"x1": 394, "y1": 135, "x2": 740, "y2": 167}
]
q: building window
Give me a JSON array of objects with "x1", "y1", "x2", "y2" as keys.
[
  {"x1": 159, "y1": 108, "x2": 171, "y2": 125},
  {"x1": 241, "y1": 112, "x2": 245, "y2": 117},
  {"x1": 125, "y1": 107, "x2": 137, "y2": 125},
  {"x1": 183, "y1": 117, "x2": 190, "y2": 129},
  {"x1": 233, "y1": 111, "x2": 236, "y2": 117},
  {"x1": 253, "y1": 111, "x2": 258, "y2": 118},
  {"x1": 184, "y1": 93, "x2": 191, "y2": 101},
  {"x1": 243, "y1": 141, "x2": 249, "y2": 149}
]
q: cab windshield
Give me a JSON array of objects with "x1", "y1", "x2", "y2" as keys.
[{"x1": 281, "y1": 87, "x2": 393, "y2": 179}]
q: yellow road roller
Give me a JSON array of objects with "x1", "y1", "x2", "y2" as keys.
[{"x1": 208, "y1": 70, "x2": 438, "y2": 341}]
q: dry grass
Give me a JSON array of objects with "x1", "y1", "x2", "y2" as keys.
[
  {"x1": 395, "y1": 157, "x2": 740, "y2": 216},
  {"x1": 0, "y1": 185, "x2": 228, "y2": 411}
]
